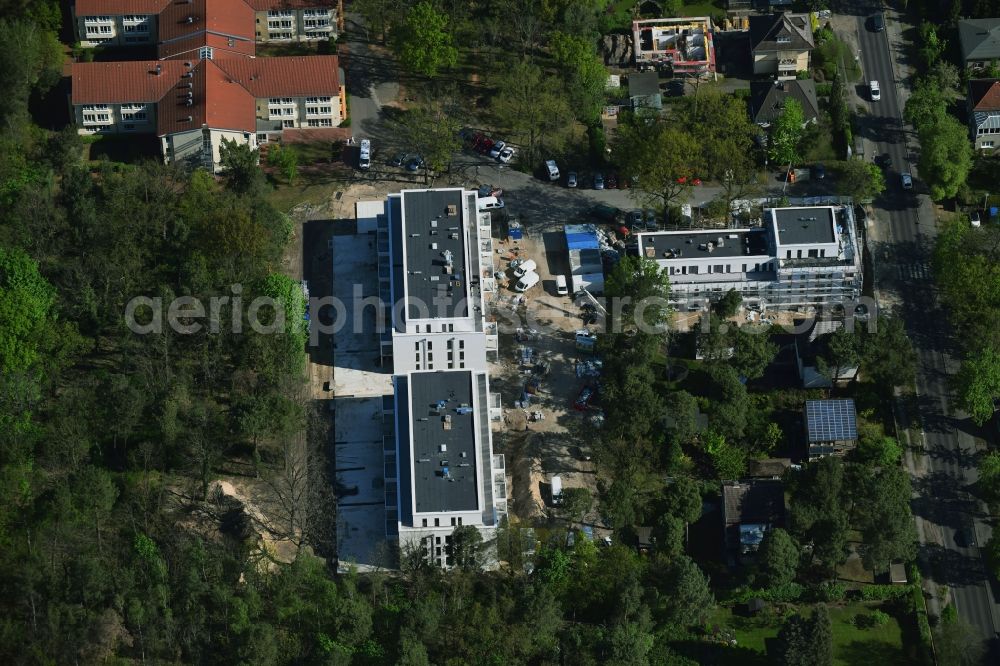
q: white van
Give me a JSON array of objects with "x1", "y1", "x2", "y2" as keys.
[
  {"x1": 545, "y1": 160, "x2": 560, "y2": 181},
  {"x1": 513, "y1": 259, "x2": 537, "y2": 278},
  {"x1": 555, "y1": 274, "x2": 568, "y2": 295},
  {"x1": 550, "y1": 475, "x2": 563, "y2": 505},
  {"x1": 514, "y1": 271, "x2": 540, "y2": 292},
  {"x1": 359, "y1": 139, "x2": 371, "y2": 169},
  {"x1": 869, "y1": 80, "x2": 880, "y2": 101},
  {"x1": 477, "y1": 195, "x2": 505, "y2": 211}
]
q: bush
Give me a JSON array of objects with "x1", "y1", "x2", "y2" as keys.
[
  {"x1": 815, "y1": 83, "x2": 833, "y2": 97},
  {"x1": 731, "y1": 582, "x2": 804, "y2": 604},
  {"x1": 807, "y1": 581, "x2": 846, "y2": 602},
  {"x1": 859, "y1": 584, "x2": 910, "y2": 601}
]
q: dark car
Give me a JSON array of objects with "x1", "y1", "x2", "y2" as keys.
[
  {"x1": 405, "y1": 156, "x2": 425, "y2": 172},
  {"x1": 389, "y1": 152, "x2": 407, "y2": 167},
  {"x1": 665, "y1": 79, "x2": 685, "y2": 97},
  {"x1": 574, "y1": 385, "x2": 595, "y2": 411},
  {"x1": 606, "y1": 173, "x2": 618, "y2": 189},
  {"x1": 813, "y1": 163, "x2": 826, "y2": 179},
  {"x1": 870, "y1": 13, "x2": 885, "y2": 31},
  {"x1": 644, "y1": 209, "x2": 658, "y2": 230},
  {"x1": 956, "y1": 525, "x2": 977, "y2": 548},
  {"x1": 627, "y1": 210, "x2": 643, "y2": 228}
]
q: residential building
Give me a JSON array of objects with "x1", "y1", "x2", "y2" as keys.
[
  {"x1": 794, "y1": 318, "x2": 860, "y2": 388},
  {"x1": 386, "y1": 369, "x2": 507, "y2": 568},
  {"x1": 349, "y1": 187, "x2": 508, "y2": 569},
  {"x1": 968, "y1": 79, "x2": 1000, "y2": 150},
  {"x1": 366, "y1": 188, "x2": 500, "y2": 375},
  {"x1": 804, "y1": 399, "x2": 858, "y2": 459},
  {"x1": 748, "y1": 13, "x2": 814, "y2": 78},
  {"x1": 722, "y1": 480, "x2": 785, "y2": 562},
  {"x1": 72, "y1": 0, "x2": 339, "y2": 51},
  {"x1": 749, "y1": 79, "x2": 819, "y2": 128},
  {"x1": 70, "y1": 56, "x2": 345, "y2": 169},
  {"x1": 632, "y1": 17, "x2": 716, "y2": 76},
  {"x1": 628, "y1": 71, "x2": 662, "y2": 111},
  {"x1": 636, "y1": 203, "x2": 863, "y2": 312},
  {"x1": 958, "y1": 19, "x2": 1000, "y2": 72}
]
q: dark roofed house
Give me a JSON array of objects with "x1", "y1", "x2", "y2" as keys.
[
  {"x1": 959, "y1": 19, "x2": 1000, "y2": 71},
  {"x1": 746, "y1": 458, "x2": 792, "y2": 479},
  {"x1": 749, "y1": 13, "x2": 814, "y2": 77},
  {"x1": 749, "y1": 79, "x2": 819, "y2": 127},
  {"x1": 629, "y1": 71, "x2": 662, "y2": 110},
  {"x1": 722, "y1": 480, "x2": 785, "y2": 562},
  {"x1": 968, "y1": 79, "x2": 1000, "y2": 151},
  {"x1": 804, "y1": 398, "x2": 858, "y2": 459}
]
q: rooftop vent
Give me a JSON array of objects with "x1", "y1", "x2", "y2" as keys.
[
  {"x1": 183, "y1": 115, "x2": 192, "y2": 122},
  {"x1": 185, "y1": 99, "x2": 193, "y2": 107},
  {"x1": 186, "y1": 15, "x2": 194, "y2": 23},
  {"x1": 155, "y1": 64, "x2": 162, "y2": 76},
  {"x1": 184, "y1": 61, "x2": 193, "y2": 67}
]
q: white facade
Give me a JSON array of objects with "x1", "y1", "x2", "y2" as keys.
[
  {"x1": 637, "y1": 204, "x2": 863, "y2": 311},
  {"x1": 257, "y1": 7, "x2": 335, "y2": 42},
  {"x1": 75, "y1": 102, "x2": 155, "y2": 134},
  {"x1": 161, "y1": 128, "x2": 257, "y2": 172},
  {"x1": 77, "y1": 13, "x2": 156, "y2": 47}
]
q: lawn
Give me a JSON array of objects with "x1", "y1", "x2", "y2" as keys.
[{"x1": 706, "y1": 601, "x2": 912, "y2": 666}]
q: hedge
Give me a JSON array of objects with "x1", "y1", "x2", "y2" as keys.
[
  {"x1": 859, "y1": 584, "x2": 911, "y2": 601},
  {"x1": 730, "y1": 582, "x2": 803, "y2": 604}
]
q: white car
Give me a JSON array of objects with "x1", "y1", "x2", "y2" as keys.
[
  {"x1": 513, "y1": 259, "x2": 537, "y2": 278},
  {"x1": 901, "y1": 172, "x2": 913, "y2": 189},
  {"x1": 489, "y1": 140, "x2": 506, "y2": 159},
  {"x1": 498, "y1": 146, "x2": 515, "y2": 163},
  {"x1": 971, "y1": 211, "x2": 982, "y2": 227},
  {"x1": 869, "y1": 80, "x2": 881, "y2": 101},
  {"x1": 514, "y1": 271, "x2": 540, "y2": 292}
]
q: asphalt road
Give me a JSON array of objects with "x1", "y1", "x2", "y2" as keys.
[{"x1": 856, "y1": 5, "x2": 1000, "y2": 657}]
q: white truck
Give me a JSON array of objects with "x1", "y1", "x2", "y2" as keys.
[
  {"x1": 359, "y1": 139, "x2": 371, "y2": 170},
  {"x1": 545, "y1": 159, "x2": 560, "y2": 181},
  {"x1": 550, "y1": 475, "x2": 563, "y2": 505}
]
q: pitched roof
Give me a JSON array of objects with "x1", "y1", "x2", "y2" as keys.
[
  {"x1": 157, "y1": 0, "x2": 255, "y2": 56},
  {"x1": 71, "y1": 60, "x2": 190, "y2": 104},
  {"x1": 156, "y1": 59, "x2": 257, "y2": 135},
  {"x1": 969, "y1": 78, "x2": 1000, "y2": 110},
  {"x1": 72, "y1": 57, "x2": 344, "y2": 136},
  {"x1": 214, "y1": 56, "x2": 341, "y2": 96},
  {"x1": 804, "y1": 399, "x2": 857, "y2": 443},
  {"x1": 722, "y1": 481, "x2": 785, "y2": 527},
  {"x1": 749, "y1": 78, "x2": 819, "y2": 124},
  {"x1": 158, "y1": 31, "x2": 256, "y2": 60},
  {"x1": 244, "y1": 0, "x2": 333, "y2": 8},
  {"x1": 959, "y1": 18, "x2": 1000, "y2": 62},
  {"x1": 74, "y1": 0, "x2": 171, "y2": 15},
  {"x1": 749, "y1": 13, "x2": 814, "y2": 52}
]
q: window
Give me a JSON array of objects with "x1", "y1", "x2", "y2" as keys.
[
  {"x1": 319, "y1": 118, "x2": 332, "y2": 126},
  {"x1": 123, "y1": 123, "x2": 135, "y2": 130},
  {"x1": 434, "y1": 518, "x2": 440, "y2": 527},
  {"x1": 983, "y1": 141, "x2": 995, "y2": 148},
  {"x1": 99, "y1": 25, "x2": 112, "y2": 34},
  {"x1": 305, "y1": 18, "x2": 330, "y2": 28},
  {"x1": 199, "y1": 46, "x2": 213, "y2": 60},
  {"x1": 257, "y1": 133, "x2": 267, "y2": 143},
  {"x1": 450, "y1": 517, "x2": 456, "y2": 526},
  {"x1": 435, "y1": 536, "x2": 441, "y2": 544},
  {"x1": 304, "y1": 8, "x2": 329, "y2": 16},
  {"x1": 422, "y1": 519, "x2": 427, "y2": 527},
  {"x1": 267, "y1": 9, "x2": 293, "y2": 17},
  {"x1": 283, "y1": 120, "x2": 294, "y2": 128}
]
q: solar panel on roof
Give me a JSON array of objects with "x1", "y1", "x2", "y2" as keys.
[{"x1": 805, "y1": 399, "x2": 857, "y2": 442}]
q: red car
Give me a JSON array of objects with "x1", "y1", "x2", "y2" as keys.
[
  {"x1": 480, "y1": 138, "x2": 495, "y2": 154},
  {"x1": 606, "y1": 173, "x2": 618, "y2": 189}
]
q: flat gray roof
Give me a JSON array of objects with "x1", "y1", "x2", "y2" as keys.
[
  {"x1": 772, "y1": 207, "x2": 836, "y2": 245},
  {"x1": 641, "y1": 229, "x2": 770, "y2": 260},
  {"x1": 401, "y1": 189, "x2": 470, "y2": 320},
  {"x1": 405, "y1": 371, "x2": 479, "y2": 514}
]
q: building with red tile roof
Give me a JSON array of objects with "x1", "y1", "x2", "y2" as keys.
[
  {"x1": 72, "y1": 0, "x2": 338, "y2": 53},
  {"x1": 969, "y1": 79, "x2": 1000, "y2": 151},
  {"x1": 71, "y1": 55, "x2": 344, "y2": 170}
]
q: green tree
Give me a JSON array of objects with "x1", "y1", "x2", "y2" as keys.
[
  {"x1": 702, "y1": 430, "x2": 747, "y2": 480},
  {"x1": 0, "y1": 245, "x2": 55, "y2": 373},
  {"x1": 492, "y1": 61, "x2": 576, "y2": 169},
  {"x1": 391, "y1": 1, "x2": 458, "y2": 77},
  {"x1": 616, "y1": 117, "x2": 702, "y2": 215},
  {"x1": 664, "y1": 475, "x2": 703, "y2": 525},
  {"x1": 652, "y1": 513, "x2": 685, "y2": 557},
  {"x1": 663, "y1": 390, "x2": 700, "y2": 445},
  {"x1": 559, "y1": 487, "x2": 593, "y2": 523},
  {"x1": 955, "y1": 345, "x2": 1000, "y2": 425},
  {"x1": 447, "y1": 524, "x2": 484, "y2": 570},
  {"x1": 662, "y1": 555, "x2": 715, "y2": 627},
  {"x1": 977, "y1": 451, "x2": 1000, "y2": 503},
  {"x1": 715, "y1": 289, "x2": 742, "y2": 318},
  {"x1": 603, "y1": 255, "x2": 671, "y2": 340},
  {"x1": 549, "y1": 31, "x2": 607, "y2": 122},
  {"x1": 854, "y1": 429, "x2": 903, "y2": 467},
  {"x1": 934, "y1": 616, "x2": 987, "y2": 666},
  {"x1": 917, "y1": 21, "x2": 946, "y2": 70},
  {"x1": 775, "y1": 605, "x2": 833, "y2": 666},
  {"x1": 835, "y1": 159, "x2": 885, "y2": 202},
  {"x1": 395, "y1": 101, "x2": 462, "y2": 183},
  {"x1": 853, "y1": 465, "x2": 918, "y2": 572},
  {"x1": 730, "y1": 328, "x2": 778, "y2": 381},
  {"x1": 219, "y1": 138, "x2": 263, "y2": 195},
  {"x1": 758, "y1": 528, "x2": 800, "y2": 587},
  {"x1": 789, "y1": 457, "x2": 850, "y2": 570},
  {"x1": 266, "y1": 145, "x2": 299, "y2": 185},
  {"x1": 818, "y1": 326, "x2": 863, "y2": 383},
  {"x1": 917, "y1": 114, "x2": 973, "y2": 201},
  {"x1": 863, "y1": 316, "x2": 917, "y2": 391},
  {"x1": 768, "y1": 99, "x2": 805, "y2": 166}
]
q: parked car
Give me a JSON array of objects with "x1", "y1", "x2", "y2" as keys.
[
  {"x1": 498, "y1": 146, "x2": 515, "y2": 163},
  {"x1": 574, "y1": 385, "x2": 595, "y2": 411},
  {"x1": 478, "y1": 184, "x2": 502, "y2": 198},
  {"x1": 389, "y1": 152, "x2": 407, "y2": 167},
  {"x1": 489, "y1": 140, "x2": 506, "y2": 159},
  {"x1": 512, "y1": 259, "x2": 537, "y2": 278},
  {"x1": 545, "y1": 159, "x2": 560, "y2": 181},
  {"x1": 812, "y1": 163, "x2": 826, "y2": 179},
  {"x1": 869, "y1": 80, "x2": 881, "y2": 101},
  {"x1": 514, "y1": 271, "x2": 540, "y2": 292},
  {"x1": 971, "y1": 210, "x2": 982, "y2": 227},
  {"x1": 567, "y1": 171, "x2": 578, "y2": 188},
  {"x1": 405, "y1": 156, "x2": 424, "y2": 171},
  {"x1": 627, "y1": 210, "x2": 643, "y2": 227},
  {"x1": 870, "y1": 13, "x2": 885, "y2": 31},
  {"x1": 480, "y1": 137, "x2": 495, "y2": 154},
  {"x1": 555, "y1": 274, "x2": 569, "y2": 295},
  {"x1": 644, "y1": 209, "x2": 658, "y2": 230},
  {"x1": 901, "y1": 172, "x2": 913, "y2": 189},
  {"x1": 606, "y1": 173, "x2": 618, "y2": 189},
  {"x1": 594, "y1": 173, "x2": 605, "y2": 190},
  {"x1": 956, "y1": 525, "x2": 977, "y2": 548}
]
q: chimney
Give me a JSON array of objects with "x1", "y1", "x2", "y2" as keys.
[
  {"x1": 186, "y1": 99, "x2": 193, "y2": 107},
  {"x1": 156, "y1": 64, "x2": 162, "y2": 76}
]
